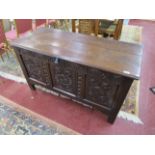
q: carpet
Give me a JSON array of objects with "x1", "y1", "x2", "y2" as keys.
[
  {"x1": 116, "y1": 25, "x2": 142, "y2": 123},
  {"x1": 119, "y1": 25, "x2": 142, "y2": 116},
  {"x1": 0, "y1": 24, "x2": 143, "y2": 125},
  {"x1": 0, "y1": 95, "x2": 78, "y2": 135},
  {"x1": 120, "y1": 25, "x2": 142, "y2": 44}
]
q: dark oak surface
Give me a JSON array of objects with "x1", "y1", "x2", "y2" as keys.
[
  {"x1": 11, "y1": 28, "x2": 143, "y2": 123},
  {"x1": 11, "y1": 27, "x2": 143, "y2": 80}
]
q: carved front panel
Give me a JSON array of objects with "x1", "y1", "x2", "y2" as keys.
[
  {"x1": 85, "y1": 68, "x2": 121, "y2": 108},
  {"x1": 50, "y1": 58, "x2": 77, "y2": 95},
  {"x1": 20, "y1": 50, "x2": 52, "y2": 87}
]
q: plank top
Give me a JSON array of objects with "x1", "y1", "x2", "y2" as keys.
[{"x1": 11, "y1": 27, "x2": 143, "y2": 79}]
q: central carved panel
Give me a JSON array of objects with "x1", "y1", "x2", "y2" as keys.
[{"x1": 51, "y1": 59, "x2": 77, "y2": 95}]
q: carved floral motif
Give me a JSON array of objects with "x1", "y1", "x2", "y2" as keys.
[
  {"x1": 21, "y1": 52, "x2": 51, "y2": 86},
  {"x1": 85, "y1": 69, "x2": 121, "y2": 108},
  {"x1": 51, "y1": 59, "x2": 76, "y2": 94}
]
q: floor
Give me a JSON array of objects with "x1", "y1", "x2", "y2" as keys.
[
  {"x1": 0, "y1": 96, "x2": 76, "y2": 135},
  {"x1": 130, "y1": 19, "x2": 155, "y2": 134},
  {"x1": 0, "y1": 19, "x2": 155, "y2": 134}
]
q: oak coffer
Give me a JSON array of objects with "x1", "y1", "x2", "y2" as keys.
[{"x1": 10, "y1": 28, "x2": 143, "y2": 123}]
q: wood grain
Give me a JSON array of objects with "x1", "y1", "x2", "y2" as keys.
[{"x1": 10, "y1": 28, "x2": 143, "y2": 80}]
